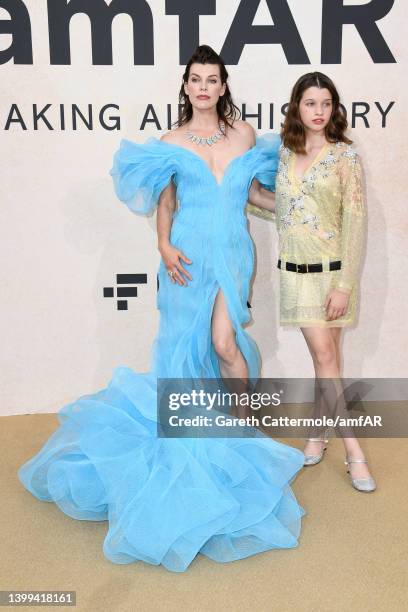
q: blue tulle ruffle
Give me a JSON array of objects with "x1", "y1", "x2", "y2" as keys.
[
  {"x1": 18, "y1": 367, "x2": 305, "y2": 572},
  {"x1": 110, "y1": 138, "x2": 177, "y2": 216}
]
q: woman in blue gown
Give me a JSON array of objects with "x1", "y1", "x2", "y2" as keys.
[{"x1": 18, "y1": 46, "x2": 305, "y2": 572}]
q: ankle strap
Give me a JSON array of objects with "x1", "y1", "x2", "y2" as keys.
[{"x1": 345, "y1": 458, "x2": 367, "y2": 465}]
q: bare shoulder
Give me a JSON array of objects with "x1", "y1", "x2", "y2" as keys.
[
  {"x1": 230, "y1": 119, "x2": 256, "y2": 145},
  {"x1": 160, "y1": 128, "x2": 187, "y2": 145}
]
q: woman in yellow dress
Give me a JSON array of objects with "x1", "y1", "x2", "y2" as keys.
[{"x1": 251, "y1": 72, "x2": 376, "y2": 492}]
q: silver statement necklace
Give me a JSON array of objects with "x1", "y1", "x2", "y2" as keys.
[{"x1": 186, "y1": 121, "x2": 226, "y2": 146}]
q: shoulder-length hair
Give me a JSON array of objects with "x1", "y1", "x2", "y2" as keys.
[
  {"x1": 175, "y1": 45, "x2": 240, "y2": 129},
  {"x1": 282, "y1": 72, "x2": 352, "y2": 154}
]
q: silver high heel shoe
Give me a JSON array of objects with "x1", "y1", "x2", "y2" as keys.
[
  {"x1": 344, "y1": 457, "x2": 377, "y2": 492},
  {"x1": 303, "y1": 430, "x2": 329, "y2": 466}
]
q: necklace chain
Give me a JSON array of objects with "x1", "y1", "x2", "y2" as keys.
[{"x1": 186, "y1": 121, "x2": 226, "y2": 146}]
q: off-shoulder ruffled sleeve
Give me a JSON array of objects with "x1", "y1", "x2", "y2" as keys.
[
  {"x1": 110, "y1": 138, "x2": 176, "y2": 216},
  {"x1": 247, "y1": 133, "x2": 281, "y2": 221},
  {"x1": 253, "y1": 133, "x2": 281, "y2": 189}
]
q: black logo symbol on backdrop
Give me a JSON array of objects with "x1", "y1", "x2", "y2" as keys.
[{"x1": 103, "y1": 273, "x2": 147, "y2": 310}]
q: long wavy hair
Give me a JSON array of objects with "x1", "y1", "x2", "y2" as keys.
[
  {"x1": 175, "y1": 45, "x2": 240, "y2": 129},
  {"x1": 282, "y1": 72, "x2": 352, "y2": 154}
]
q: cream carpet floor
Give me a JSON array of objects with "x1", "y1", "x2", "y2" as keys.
[{"x1": 1, "y1": 414, "x2": 407, "y2": 612}]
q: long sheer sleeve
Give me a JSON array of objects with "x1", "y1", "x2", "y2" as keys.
[{"x1": 335, "y1": 149, "x2": 366, "y2": 293}]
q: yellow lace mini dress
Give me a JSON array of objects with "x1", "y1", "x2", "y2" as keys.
[{"x1": 250, "y1": 141, "x2": 366, "y2": 328}]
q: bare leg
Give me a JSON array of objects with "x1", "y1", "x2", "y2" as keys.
[
  {"x1": 302, "y1": 326, "x2": 338, "y2": 452},
  {"x1": 211, "y1": 290, "x2": 248, "y2": 381},
  {"x1": 330, "y1": 327, "x2": 342, "y2": 372},
  {"x1": 212, "y1": 290, "x2": 249, "y2": 417},
  {"x1": 302, "y1": 326, "x2": 373, "y2": 480}
]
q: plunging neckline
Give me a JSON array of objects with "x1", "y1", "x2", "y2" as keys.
[
  {"x1": 157, "y1": 138, "x2": 255, "y2": 187},
  {"x1": 290, "y1": 143, "x2": 329, "y2": 182}
]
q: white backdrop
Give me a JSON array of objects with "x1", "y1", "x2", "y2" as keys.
[{"x1": 1, "y1": 0, "x2": 406, "y2": 415}]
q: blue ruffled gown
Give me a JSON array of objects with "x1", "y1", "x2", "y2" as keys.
[{"x1": 18, "y1": 135, "x2": 305, "y2": 572}]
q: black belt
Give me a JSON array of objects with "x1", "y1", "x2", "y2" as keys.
[{"x1": 278, "y1": 259, "x2": 341, "y2": 273}]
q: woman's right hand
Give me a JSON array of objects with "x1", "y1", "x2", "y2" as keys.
[{"x1": 159, "y1": 242, "x2": 192, "y2": 286}]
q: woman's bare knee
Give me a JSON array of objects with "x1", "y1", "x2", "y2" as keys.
[
  {"x1": 311, "y1": 342, "x2": 337, "y2": 368},
  {"x1": 302, "y1": 328, "x2": 338, "y2": 370},
  {"x1": 213, "y1": 335, "x2": 238, "y2": 365}
]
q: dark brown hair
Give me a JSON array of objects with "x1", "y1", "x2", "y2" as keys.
[
  {"x1": 282, "y1": 72, "x2": 352, "y2": 154},
  {"x1": 175, "y1": 45, "x2": 240, "y2": 129}
]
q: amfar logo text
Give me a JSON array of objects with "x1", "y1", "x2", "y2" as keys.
[{"x1": 0, "y1": 0, "x2": 396, "y2": 66}]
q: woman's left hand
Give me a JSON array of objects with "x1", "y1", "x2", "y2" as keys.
[{"x1": 324, "y1": 289, "x2": 350, "y2": 321}]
